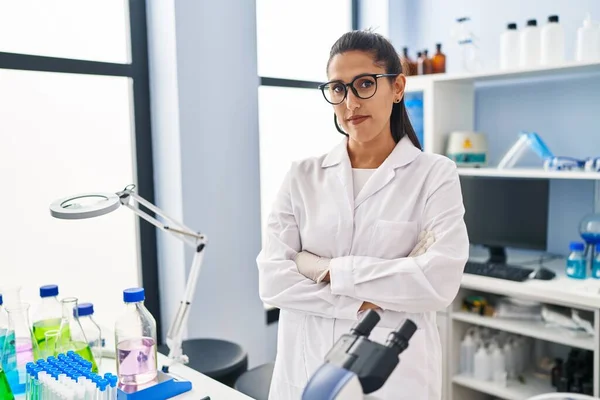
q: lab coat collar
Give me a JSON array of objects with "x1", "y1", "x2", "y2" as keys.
[
  {"x1": 321, "y1": 135, "x2": 421, "y2": 170},
  {"x1": 322, "y1": 135, "x2": 422, "y2": 210}
]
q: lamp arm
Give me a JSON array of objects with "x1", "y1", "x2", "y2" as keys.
[
  {"x1": 163, "y1": 242, "x2": 207, "y2": 369},
  {"x1": 115, "y1": 185, "x2": 208, "y2": 370}
]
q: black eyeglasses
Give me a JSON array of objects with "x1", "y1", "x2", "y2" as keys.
[{"x1": 318, "y1": 73, "x2": 399, "y2": 105}]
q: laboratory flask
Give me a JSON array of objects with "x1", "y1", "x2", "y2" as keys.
[
  {"x1": 0, "y1": 295, "x2": 14, "y2": 400},
  {"x1": 2, "y1": 303, "x2": 36, "y2": 396},
  {"x1": 56, "y1": 297, "x2": 98, "y2": 372}
]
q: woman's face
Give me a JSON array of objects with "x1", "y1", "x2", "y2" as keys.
[{"x1": 327, "y1": 51, "x2": 405, "y2": 144}]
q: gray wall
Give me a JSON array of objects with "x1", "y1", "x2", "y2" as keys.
[{"x1": 147, "y1": 0, "x2": 269, "y2": 368}]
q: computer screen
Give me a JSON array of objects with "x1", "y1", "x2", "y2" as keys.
[{"x1": 459, "y1": 176, "x2": 549, "y2": 262}]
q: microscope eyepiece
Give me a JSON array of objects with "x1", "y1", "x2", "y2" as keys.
[
  {"x1": 350, "y1": 309, "x2": 380, "y2": 337},
  {"x1": 386, "y1": 319, "x2": 417, "y2": 355}
]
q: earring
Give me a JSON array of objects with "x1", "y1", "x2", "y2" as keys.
[{"x1": 394, "y1": 98, "x2": 401, "y2": 103}]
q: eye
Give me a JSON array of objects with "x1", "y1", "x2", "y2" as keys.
[
  {"x1": 331, "y1": 83, "x2": 345, "y2": 93},
  {"x1": 357, "y1": 78, "x2": 374, "y2": 89}
]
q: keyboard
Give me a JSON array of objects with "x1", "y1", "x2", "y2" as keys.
[{"x1": 464, "y1": 261, "x2": 535, "y2": 282}]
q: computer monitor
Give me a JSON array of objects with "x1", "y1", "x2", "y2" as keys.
[{"x1": 459, "y1": 176, "x2": 549, "y2": 264}]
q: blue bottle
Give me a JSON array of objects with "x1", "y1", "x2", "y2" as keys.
[
  {"x1": 592, "y1": 244, "x2": 600, "y2": 279},
  {"x1": 566, "y1": 241, "x2": 586, "y2": 279}
]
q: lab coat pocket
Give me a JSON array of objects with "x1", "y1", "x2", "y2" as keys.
[{"x1": 368, "y1": 220, "x2": 418, "y2": 259}]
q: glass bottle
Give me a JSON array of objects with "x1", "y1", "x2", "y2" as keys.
[
  {"x1": 400, "y1": 47, "x2": 415, "y2": 76},
  {"x1": 76, "y1": 303, "x2": 102, "y2": 370},
  {"x1": 423, "y1": 49, "x2": 433, "y2": 74},
  {"x1": 2, "y1": 303, "x2": 36, "y2": 396},
  {"x1": 115, "y1": 288, "x2": 158, "y2": 385},
  {"x1": 56, "y1": 297, "x2": 98, "y2": 372},
  {"x1": 31, "y1": 285, "x2": 63, "y2": 361},
  {"x1": 432, "y1": 43, "x2": 446, "y2": 74}
]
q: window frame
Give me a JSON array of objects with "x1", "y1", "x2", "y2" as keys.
[{"x1": 0, "y1": 1, "x2": 162, "y2": 341}]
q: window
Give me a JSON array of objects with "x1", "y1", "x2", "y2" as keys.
[
  {"x1": 0, "y1": 1, "x2": 160, "y2": 334},
  {"x1": 256, "y1": 1, "x2": 355, "y2": 243}
]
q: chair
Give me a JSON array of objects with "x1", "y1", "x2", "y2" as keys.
[
  {"x1": 159, "y1": 338, "x2": 248, "y2": 387},
  {"x1": 234, "y1": 362, "x2": 275, "y2": 400}
]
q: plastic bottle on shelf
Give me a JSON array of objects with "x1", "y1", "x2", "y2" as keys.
[
  {"x1": 473, "y1": 344, "x2": 491, "y2": 381},
  {"x1": 500, "y1": 22, "x2": 519, "y2": 70},
  {"x1": 432, "y1": 43, "x2": 446, "y2": 74},
  {"x1": 459, "y1": 329, "x2": 476, "y2": 375},
  {"x1": 503, "y1": 338, "x2": 516, "y2": 379},
  {"x1": 576, "y1": 13, "x2": 600, "y2": 62},
  {"x1": 490, "y1": 342, "x2": 506, "y2": 384},
  {"x1": 541, "y1": 15, "x2": 565, "y2": 65},
  {"x1": 115, "y1": 288, "x2": 158, "y2": 386},
  {"x1": 520, "y1": 19, "x2": 541, "y2": 68},
  {"x1": 566, "y1": 241, "x2": 587, "y2": 279}
]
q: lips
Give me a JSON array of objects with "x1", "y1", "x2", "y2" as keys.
[{"x1": 346, "y1": 115, "x2": 369, "y2": 125}]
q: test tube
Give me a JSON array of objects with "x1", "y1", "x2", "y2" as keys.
[{"x1": 45, "y1": 329, "x2": 61, "y2": 360}]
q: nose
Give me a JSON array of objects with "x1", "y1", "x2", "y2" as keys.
[{"x1": 345, "y1": 88, "x2": 360, "y2": 111}]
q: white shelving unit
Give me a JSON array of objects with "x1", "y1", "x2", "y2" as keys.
[{"x1": 406, "y1": 62, "x2": 600, "y2": 400}]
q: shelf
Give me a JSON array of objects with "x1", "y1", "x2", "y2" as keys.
[
  {"x1": 452, "y1": 373, "x2": 553, "y2": 400},
  {"x1": 452, "y1": 311, "x2": 595, "y2": 351},
  {"x1": 405, "y1": 60, "x2": 600, "y2": 86},
  {"x1": 457, "y1": 167, "x2": 600, "y2": 180}
]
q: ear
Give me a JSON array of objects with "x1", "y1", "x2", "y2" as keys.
[{"x1": 394, "y1": 74, "x2": 406, "y2": 101}]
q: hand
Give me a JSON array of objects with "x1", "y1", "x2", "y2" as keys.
[
  {"x1": 294, "y1": 251, "x2": 331, "y2": 283},
  {"x1": 408, "y1": 230, "x2": 435, "y2": 257}
]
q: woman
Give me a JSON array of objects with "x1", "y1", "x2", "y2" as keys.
[{"x1": 257, "y1": 30, "x2": 469, "y2": 400}]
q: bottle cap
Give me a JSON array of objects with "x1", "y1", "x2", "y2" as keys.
[
  {"x1": 549, "y1": 15, "x2": 559, "y2": 23},
  {"x1": 570, "y1": 241, "x2": 585, "y2": 251},
  {"x1": 123, "y1": 287, "x2": 145, "y2": 303},
  {"x1": 108, "y1": 375, "x2": 118, "y2": 387},
  {"x1": 67, "y1": 350, "x2": 76, "y2": 357},
  {"x1": 75, "y1": 303, "x2": 94, "y2": 317},
  {"x1": 507, "y1": 22, "x2": 517, "y2": 30},
  {"x1": 527, "y1": 19, "x2": 537, "y2": 27},
  {"x1": 40, "y1": 284, "x2": 59, "y2": 298},
  {"x1": 98, "y1": 379, "x2": 109, "y2": 390}
]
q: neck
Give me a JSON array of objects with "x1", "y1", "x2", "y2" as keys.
[{"x1": 348, "y1": 130, "x2": 396, "y2": 169}]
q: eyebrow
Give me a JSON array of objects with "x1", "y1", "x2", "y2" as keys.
[{"x1": 326, "y1": 72, "x2": 378, "y2": 84}]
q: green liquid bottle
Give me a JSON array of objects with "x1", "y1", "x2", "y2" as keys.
[
  {"x1": 31, "y1": 285, "x2": 63, "y2": 361},
  {"x1": 0, "y1": 368, "x2": 14, "y2": 400},
  {"x1": 72, "y1": 341, "x2": 98, "y2": 373}
]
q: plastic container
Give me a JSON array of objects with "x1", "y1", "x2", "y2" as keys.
[
  {"x1": 566, "y1": 241, "x2": 587, "y2": 279},
  {"x1": 459, "y1": 329, "x2": 476, "y2": 375},
  {"x1": 115, "y1": 288, "x2": 158, "y2": 385},
  {"x1": 592, "y1": 244, "x2": 600, "y2": 279},
  {"x1": 490, "y1": 343, "x2": 506, "y2": 384},
  {"x1": 520, "y1": 19, "x2": 541, "y2": 68},
  {"x1": 576, "y1": 14, "x2": 600, "y2": 62},
  {"x1": 31, "y1": 285, "x2": 63, "y2": 361},
  {"x1": 473, "y1": 344, "x2": 491, "y2": 381},
  {"x1": 500, "y1": 22, "x2": 520, "y2": 69},
  {"x1": 76, "y1": 303, "x2": 102, "y2": 370},
  {"x1": 541, "y1": 15, "x2": 565, "y2": 65}
]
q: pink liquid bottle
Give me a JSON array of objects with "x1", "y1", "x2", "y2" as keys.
[{"x1": 115, "y1": 288, "x2": 158, "y2": 386}]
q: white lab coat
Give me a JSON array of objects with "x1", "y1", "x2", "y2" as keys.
[{"x1": 257, "y1": 136, "x2": 469, "y2": 400}]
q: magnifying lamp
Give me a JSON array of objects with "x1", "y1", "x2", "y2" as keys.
[{"x1": 50, "y1": 184, "x2": 206, "y2": 373}]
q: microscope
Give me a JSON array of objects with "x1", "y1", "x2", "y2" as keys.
[{"x1": 302, "y1": 310, "x2": 417, "y2": 400}]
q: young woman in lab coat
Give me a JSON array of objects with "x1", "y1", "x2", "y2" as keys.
[{"x1": 257, "y1": 31, "x2": 469, "y2": 399}]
